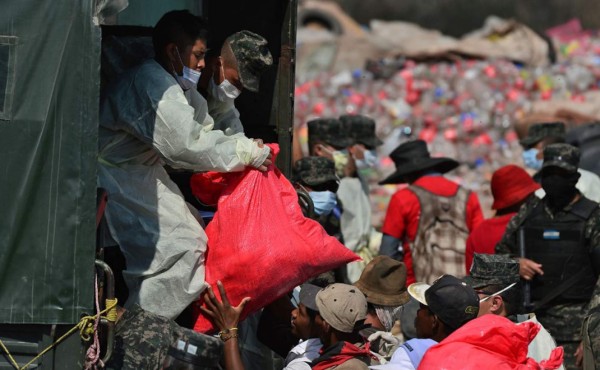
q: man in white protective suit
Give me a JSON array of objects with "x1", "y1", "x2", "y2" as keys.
[{"x1": 98, "y1": 10, "x2": 272, "y2": 319}]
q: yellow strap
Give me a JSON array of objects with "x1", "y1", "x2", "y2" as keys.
[{"x1": 0, "y1": 298, "x2": 118, "y2": 370}]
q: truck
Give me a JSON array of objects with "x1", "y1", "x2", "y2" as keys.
[{"x1": 0, "y1": 0, "x2": 297, "y2": 368}]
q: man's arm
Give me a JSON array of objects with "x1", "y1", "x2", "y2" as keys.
[{"x1": 379, "y1": 234, "x2": 403, "y2": 261}]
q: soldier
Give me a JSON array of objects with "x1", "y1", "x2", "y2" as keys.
[
  {"x1": 198, "y1": 30, "x2": 273, "y2": 136},
  {"x1": 105, "y1": 304, "x2": 222, "y2": 370},
  {"x1": 307, "y1": 118, "x2": 355, "y2": 178},
  {"x1": 496, "y1": 143, "x2": 600, "y2": 370},
  {"x1": 520, "y1": 122, "x2": 600, "y2": 202},
  {"x1": 464, "y1": 254, "x2": 563, "y2": 369},
  {"x1": 293, "y1": 156, "x2": 341, "y2": 240},
  {"x1": 339, "y1": 114, "x2": 382, "y2": 173}
]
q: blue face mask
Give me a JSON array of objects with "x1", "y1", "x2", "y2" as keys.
[
  {"x1": 309, "y1": 191, "x2": 337, "y2": 216},
  {"x1": 172, "y1": 47, "x2": 201, "y2": 90},
  {"x1": 355, "y1": 149, "x2": 378, "y2": 170},
  {"x1": 522, "y1": 148, "x2": 543, "y2": 171}
]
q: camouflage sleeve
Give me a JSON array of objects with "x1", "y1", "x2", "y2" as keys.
[
  {"x1": 495, "y1": 197, "x2": 539, "y2": 256},
  {"x1": 585, "y1": 206, "x2": 600, "y2": 253}
]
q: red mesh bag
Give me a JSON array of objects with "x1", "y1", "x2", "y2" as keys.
[
  {"x1": 419, "y1": 315, "x2": 564, "y2": 370},
  {"x1": 192, "y1": 145, "x2": 359, "y2": 333}
]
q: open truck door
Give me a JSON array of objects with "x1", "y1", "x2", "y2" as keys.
[{"x1": 0, "y1": 0, "x2": 296, "y2": 368}]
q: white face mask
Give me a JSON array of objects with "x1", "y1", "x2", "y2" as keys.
[
  {"x1": 210, "y1": 76, "x2": 241, "y2": 103},
  {"x1": 172, "y1": 47, "x2": 201, "y2": 90},
  {"x1": 355, "y1": 149, "x2": 378, "y2": 170}
]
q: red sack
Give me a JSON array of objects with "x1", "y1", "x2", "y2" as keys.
[
  {"x1": 418, "y1": 315, "x2": 563, "y2": 370},
  {"x1": 192, "y1": 145, "x2": 360, "y2": 333}
]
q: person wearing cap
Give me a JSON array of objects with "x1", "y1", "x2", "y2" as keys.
[
  {"x1": 336, "y1": 115, "x2": 383, "y2": 282},
  {"x1": 464, "y1": 165, "x2": 540, "y2": 273},
  {"x1": 520, "y1": 122, "x2": 600, "y2": 202},
  {"x1": 369, "y1": 275, "x2": 479, "y2": 370},
  {"x1": 310, "y1": 283, "x2": 376, "y2": 369},
  {"x1": 308, "y1": 118, "x2": 356, "y2": 178},
  {"x1": 464, "y1": 254, "x2": 564, "y2": 370},
  {"x1": 339, "y1": 114, "x2": 383, "y2": 172},
  {"x1": 198, "y1": 30, "x2": 273, "y2": 136},
  {"x1": 496, "y1": 143, "x2": 600, "y2": 369},
  {"x1": 354, "y1": 256, "x2": 409, "y2": 362},
  {"x1": 379, "y1": 139, "x2": 484, "y2": 285},
  {"x1": 98, "y1": 11, "x2": 273, "y2": 319},
  {"x1": 282, "y1": 284, "x2": 325, "y2": 370},
  {"x1": 293, "y1": 156, "x2": 343, "y2": 243}
]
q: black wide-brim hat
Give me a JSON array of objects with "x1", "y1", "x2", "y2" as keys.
[{"x1": 379, "y1": 140, "x2": 459, "y2": 185}]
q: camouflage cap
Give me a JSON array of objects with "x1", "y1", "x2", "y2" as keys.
[
  {"x1": 339, "y1": 114, "x2": 383, "y2": 149},
  {"x1": 464, "y1": 254, "x2": 520, "y2": 289},
  {"x1": 225, "y1": 30, "x2": 273, "y2": 92},
  {"x1": 519, "y1": 122, "x2": 566, "y2": 148},
  {"x1": 308, "y1": 118, "x2": 354, "y2": 150},
  {"x1": 542, "y1": 143, "x2": 580, "y2": 173},
  {"x1": 294, "y1": 156, "x2": 339, "y2": 191}
]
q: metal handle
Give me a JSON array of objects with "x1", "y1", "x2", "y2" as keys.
[{"x1": 95, "y1": 259, "x2": 116, "y2": 364}]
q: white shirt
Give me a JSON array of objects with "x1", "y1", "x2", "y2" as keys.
[{"x1": 283, "y1": 338, "x2": 323, "y2": 370}]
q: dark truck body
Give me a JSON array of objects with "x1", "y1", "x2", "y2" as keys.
[{"x1": 0, "y1": 0, "x2": 296, "y2": 368}]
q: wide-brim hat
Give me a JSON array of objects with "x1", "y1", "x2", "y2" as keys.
[
  {"x1": 491, "y1": 165, "x2": 540, "y2": 210},
  {"x1": 354, "y1": 256, "x2": 410, "y2": 306},
  {"x1": 379, "y1": 140, "x2": 459, "y2": 185}
]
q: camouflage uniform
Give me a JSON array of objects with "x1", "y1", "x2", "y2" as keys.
[
  {"x1": 105, "y1": 304, "x2": 223, "y2": 370},
  {"x1": 584, "y1": 277, "x2": 600, "y2": 369},
  {"x1": 496, "y1": 144, "x2": 600, "y2": 370}
]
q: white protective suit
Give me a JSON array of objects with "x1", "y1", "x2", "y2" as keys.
[{"x1": 98, "y1": 59, "x2": 269, "y2": 319}]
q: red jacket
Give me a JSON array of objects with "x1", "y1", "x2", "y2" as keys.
[
  {"x1": 464, "y1": 213, "x2": 515, "y2": 274},
  {"x1": 382, "y1": 175, "x2": 483, "y2": 285}
]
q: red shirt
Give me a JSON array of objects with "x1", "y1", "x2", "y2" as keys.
[
  {"x1": 464, "y1": 213, "x2": 515, "y2": 274},
  {"x1": 382, "y1": 175, "x2": 484, "y2": 285}
]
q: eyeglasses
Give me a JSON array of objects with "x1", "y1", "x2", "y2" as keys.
[{"x1": 477, "y1": 283, "x2": 517, "y2": 303}]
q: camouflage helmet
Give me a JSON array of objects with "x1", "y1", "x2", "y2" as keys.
[
  {"x1": 519, "y1": 122, "x2": 566, "y2": 148},
  {"x1": 542, "y1": 143, "x2": 580, "y2": 173},
  {"x1": 225, "y1": 30, "x2": 273, "y2": 92},
  {"x1": 339, "y1": 114, "x2": 383, "y2": 149},
  {"x1": 463, "y1": 254, "x2": 520, "y2": 289},
  {"x1": 307, "y1": 118, "x2": 354, "y2": 151},
  {"x1": 294, "y1": 156, "x2": 339, "y2": 192}
]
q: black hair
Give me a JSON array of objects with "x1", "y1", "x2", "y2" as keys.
[{"x1": 153, "y1": 10, "x2": 208, "y2": 56}]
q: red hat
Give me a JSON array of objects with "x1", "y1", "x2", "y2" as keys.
[{"x1": 491, "y1": 165, "x2": 540, "y2": 210}]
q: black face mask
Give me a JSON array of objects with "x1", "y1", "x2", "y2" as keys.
[{"x1": 541, "y1": 173, "x2": 579, "y2": 210}]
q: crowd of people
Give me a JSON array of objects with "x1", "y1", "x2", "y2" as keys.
[{"x1": 97, "y1": 9, "x2": 600, "y2": 370}]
